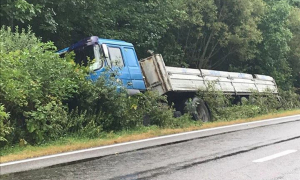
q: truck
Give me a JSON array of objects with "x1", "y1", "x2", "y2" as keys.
[{"x1": 58, "y1": 36, "x2": 278, "y2": 122}]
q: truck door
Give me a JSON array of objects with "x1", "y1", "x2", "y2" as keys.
[
  {"x1": 107, "y1": 46, "x2": 133, "y2": 89},
  {"x1": 123, "y1": 47, "x2": 146, "y2": 90}
]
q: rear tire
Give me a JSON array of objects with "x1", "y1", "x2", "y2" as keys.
[
  {"x1": 173, "y1": 111, "x2": 182, "y2": 118},
  {"x1": 190, "y1": 98, "x2": 211, "y2": 122}
]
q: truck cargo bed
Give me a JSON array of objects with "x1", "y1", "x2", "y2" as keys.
[{"x1": 140, "y1": 54, "x2": 278, "y2": 96}]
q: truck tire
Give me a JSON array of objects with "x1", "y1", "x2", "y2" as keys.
[
  {"x1": 173, "y1": 111, "x2": 182, "y2": 118},
  {"x1": 143, "y1": 115, "x2": 151, "y2": 126},
  {"x1": 191, "y1": 97, "x2": 211, "y2": 122}
]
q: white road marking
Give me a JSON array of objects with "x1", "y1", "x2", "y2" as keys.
[{"x1": 253, "y1": 150, "x2": 297, "y2": 163}]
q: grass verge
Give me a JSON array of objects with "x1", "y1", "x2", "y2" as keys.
[{"x1": 1, "y1": 109, "x2": 299, "y2": 163}]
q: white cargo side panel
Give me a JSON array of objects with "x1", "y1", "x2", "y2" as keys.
[
  {"x1": 232, "y1": 79, "x2": 257, "y2": 94},
  {"x1": 254, "y1": 74, "x2": 278, "y2": 93},
  {"x1": 140, "y1": 54, "x2": 278, "y2": 95},
  {"x1": 166, "y1": 67, "x2": 207, "y2": 91}
]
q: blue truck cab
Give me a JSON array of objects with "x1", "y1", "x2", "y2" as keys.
[{"x1": 58, "y1": 36, "x2": 146, "y2": 92}]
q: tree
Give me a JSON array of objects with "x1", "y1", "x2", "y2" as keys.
[
  {"x1": 287, "y1": 5, "x2": 300, "y2": 88},
  {"x1": 1, "y1": 0, "x2": 299, "y2": 90},
  {"x1": 0, "y1": 0, "x2": 40, "y2": 28},
  {"x1": 4, "y1": 0, "x2": 179, "y2": 58},
  {"x1": 165, "y1": 0, "x2": 265, "y2": 70},
  {"x1": 254, "y1": 0, "x2": 293, "y2": 89}
]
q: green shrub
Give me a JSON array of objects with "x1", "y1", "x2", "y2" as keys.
[
  {"x1": 0, "y1": 26, "x2": 192, "y2": 145},
  {"x1": 0, "y1": 26, "x2": 84, "y2": 144},
  {"x1": 66, "y1": 77, "x2": 142, "y2": 132},
  {"x1": 198, "y1": 91, "x2": 232, "y2": 120},
  {"x1": 68, "y1": 109, "x2": 102, "y2": 138},
  {"x1": 196, "y1": 83, "x2": 299, "y2": 121},
  {"x1": 70, "y1": 80, "x2": 180, "y2": 131},
  {"x1": 278, "y1": 89, "x2": 300, "y2": 109},
  {"x1": 248, "y1": 90, "x2": 281, "y2": 114},
  {"x1": 24, "y1": 101, "x2": 69, "y2": 142},
  {"x1": 197, "y1": 82, "x2": 233, "y2": 120},
  {"x1": 136, "y1": 91, "x2": 174, "y2": 127},
  {"x1": 0, "y1": 104, "x2": 13, "y2": 146}
]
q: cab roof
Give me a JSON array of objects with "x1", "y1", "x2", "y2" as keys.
[
  {"x1": 57, "y1": 36, "x2": 133, "y2": 55},
  {"x1": 98, "y1": 38, "x2": 133, "y2": 46}
]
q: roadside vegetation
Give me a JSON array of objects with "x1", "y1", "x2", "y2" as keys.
[
  {"x1": 1, "y1": 0, "x2": 300, "y2": 162},
  {"x1": 198, "y1": 86, "x2": 300, "y2": 121},
  {"x1": 0, "y1": 27, "x2": 195, "y2": 148}
]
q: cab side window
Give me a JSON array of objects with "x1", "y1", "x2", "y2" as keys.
[{"x1": 108, "y1": 47, "x2": 124, "y2": 68}]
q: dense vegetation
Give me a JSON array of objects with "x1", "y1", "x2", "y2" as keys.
[
  {"x1": 0, "y1": 27, "x2": 195, "y2": 146},
  {"x1": 1, "y1": 0, "x2": 299, "y2": 89},
  {"x1": 197, "y1": 85, "x2": 300, "y2": 121},
  {"x1": 1, "y1": 0, "x2": 300, "y2": 148}
]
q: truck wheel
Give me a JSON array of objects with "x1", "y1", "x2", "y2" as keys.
[
  {"x1": 143, "y1": 115, "x2": 151, "y2": 126},
  {"x1": 191, "y1": 98, "x2": 211, "y2": 122},
  {"x1": 173, "y1": 111, "x2": 182, "y2": 118}
]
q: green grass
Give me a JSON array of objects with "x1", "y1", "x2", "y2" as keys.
[{"x1": 1, "y1": 109, "x2": 299, "y2": 163}]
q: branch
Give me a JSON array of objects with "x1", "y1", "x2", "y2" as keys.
[
  {"x1": 211, "y1": 49, "x2": 235, "y2": 68},
  {"x1": 207, "y1": 39, "x2": 220, "y2": 59},
  {"x1": 199, "y1": 31, "x2": 213, "y2": 68}
]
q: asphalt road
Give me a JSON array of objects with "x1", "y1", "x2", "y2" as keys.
[{"x1": 2, "y1": 119, "x2": 300, "y2": 180}]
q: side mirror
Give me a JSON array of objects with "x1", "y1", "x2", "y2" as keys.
[{"x1": 102, "y1": 44, "x2": 109, "y2": 58}]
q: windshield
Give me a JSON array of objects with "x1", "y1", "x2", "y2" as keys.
[
  {"x1": 73, "y1": 44, "x2": 104, "y2": 71},
  {"x1": 89, "y1": 45, "x2": 104, "y2": 71}
]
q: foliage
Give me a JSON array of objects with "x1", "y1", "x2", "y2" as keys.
[
  {"x1": 0, "y1": 0, "x2": 41, "y2": 27},
  {"x1": 248, "y1": 90, "x2": 281, "y2": 114},
  {"x1": 174, "y1": 0, "x2": 265, "y2": 69},
  {"x1": 69, "y1": 80, "x2": 181, "y2": 132},
  {"x1": 24, "y1": 101, "x2": 69, "y2": 143},
  {"x1": 0, "y1": 27, "x2": 196, "y2": 145},
  {"x1": 287, "y1": 6, "x2": 300, "y2": 88},
  {"x1": 255, "y1": 0, "x2": 293, "y2": 89},
  {"x1": 2, "y1": 0, "x2": 180, "y2": 58},
  {"x1": 0, "y1": 104, "x2": 13, "y2": 145},
  {"x1": 196, "y1": 82, "x2": 231, "y2": 120},
  {"x1": 278, "y1": 89, "x2": 300, "y2": 109},
  {"x1": 0, "y1": 26, "x2": 84, "y2": 144},
  {"x1": 197, "y1": 84, "x2": 300, "y2": 121},
  {"x1": 1, "y1": 0, "x2": 299, "y2": 89}
]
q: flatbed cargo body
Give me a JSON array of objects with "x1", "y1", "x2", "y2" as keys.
[{"x1": 140, "y1": 54, "x2": 278, "y2": 96}]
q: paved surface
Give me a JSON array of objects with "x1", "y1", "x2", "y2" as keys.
[{"x1": 1, "y1": 119, "x2": 300, "y2": 180}]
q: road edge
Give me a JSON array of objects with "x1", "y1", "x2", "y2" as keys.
[{"x1": 1, "y1": 114, "x2": 300, "y2": 175}]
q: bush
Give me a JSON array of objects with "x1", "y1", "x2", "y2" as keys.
[
  {"x1": 135, "y1": 91, "x2": 175, "y2": 127},
  {"x1": 0, "y1": 104, "x2": 13, "y2": 146},
  {"x1": 198, "y1": 89, "x2": 232, "y2": 120},
  {"x1": 197, "y1": 83, "x2": 300, "y2": 121},
  {"x1": 68, "y1": 108, "x2": 102, "y2": 138},
  {"x1": 0, "y1": 26, "x2": 195, "y2": 146},
  {"x1": 70, "y1": 80, "x2": 180, "y2": 132},
  {"x1": 0, "y1": 26, "x2": 85, "y2": 144},
  {"x1": 278, "y1": 89, "x2": 300, "y2": 109},
  {"x1": 24, "y1": 101, "x2": 69, "y2": 143},
  {"x1": 248, "y1": 90, "x2": 281, "y2": 114}
]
